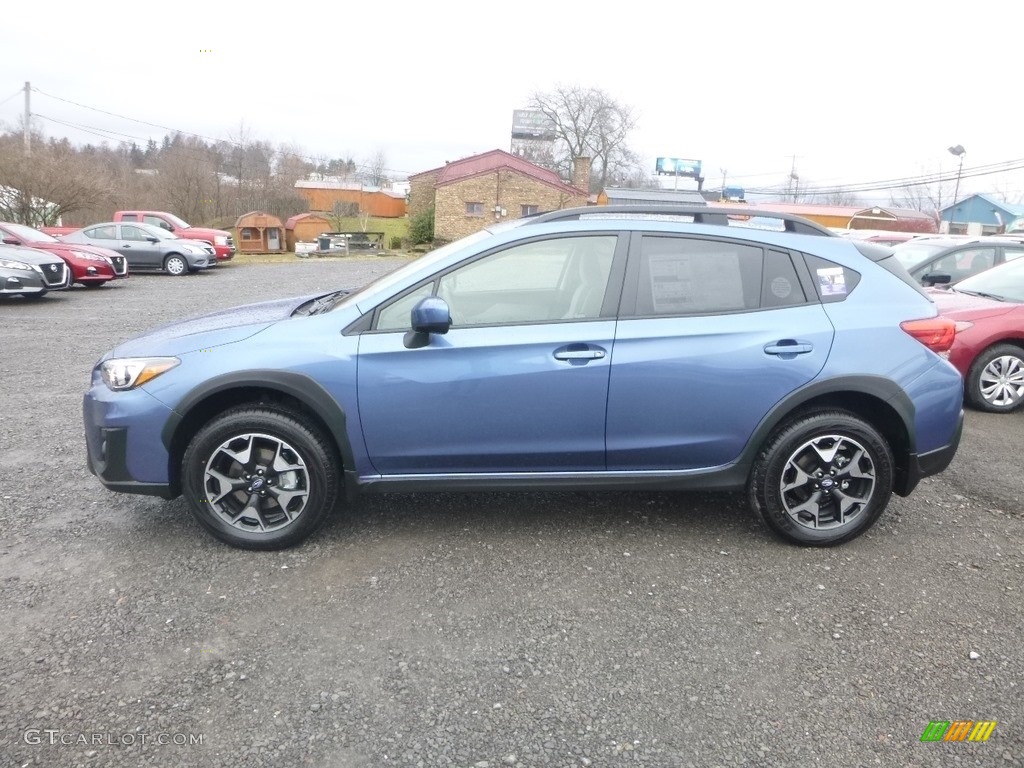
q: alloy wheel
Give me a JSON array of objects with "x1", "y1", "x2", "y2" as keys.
[{"x1": 778, "y1": 434, "x2": 876, "y2": 531}]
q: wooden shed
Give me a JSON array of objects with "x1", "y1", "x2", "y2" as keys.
[
  {"x1": 285, "y1": 212, "x2": 332, "y2": 251},
  {"x1": 235, "y1": 211, "x2": 285, "y2": 253}
]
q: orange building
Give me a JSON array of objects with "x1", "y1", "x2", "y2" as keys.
[{"x1": 294, "y1": 181, "x2": 407, "y2": 218}]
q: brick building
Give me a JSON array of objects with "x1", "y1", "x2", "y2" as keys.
[{"x1": 408, "y1": 149, "x2": 590, "y2": 242}]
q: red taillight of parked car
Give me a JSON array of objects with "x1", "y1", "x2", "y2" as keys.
[{"x1": 900, "y1": 317, "x2": 957, "y2": 353}]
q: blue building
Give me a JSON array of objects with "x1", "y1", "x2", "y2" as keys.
[{"x1": 940, "y1": 193, "x2": 1024, "y2": 235}]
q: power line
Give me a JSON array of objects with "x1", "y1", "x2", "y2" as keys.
[
  {"x1": 31, "y1": 86, "x2": 414, "y2": 177},
  {"x1": 0, "y1": 89, "x2": 23, "y2": 109}
]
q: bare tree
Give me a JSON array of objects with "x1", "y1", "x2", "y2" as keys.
[
  {"x1": 0, "y1": 134, "x2": 113, "y2": 226},
  {"x1": 362, "y1": 150, "x2": 388, "y2": 188},
  {"x1": 528, "y1": 85, "x2": 640, "y2": 191}
]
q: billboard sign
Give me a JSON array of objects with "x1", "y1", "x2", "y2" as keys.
[
  {"x1": 655, "y1": 157, "x2": 703, "y2": 178},
  {"x1": 512, "y1": 109, "x2": 557, "y2": 141}
]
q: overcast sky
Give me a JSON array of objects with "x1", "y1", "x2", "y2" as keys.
[{"x1": 2, "y1": 1, "x2": 1020, "y2": 204}]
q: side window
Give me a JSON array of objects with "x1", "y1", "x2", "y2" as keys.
[
  {"x1": 762, "y1": 250, "x2": 807, "y2": 308},
  {"x1": 634, "y1": 236, "x2": 762, "y2": 316},
  {"x1": 955, "y1": 247, "x2": 995, "y2": 276},
  {"x1": 120, "y1": 225, "x2": 147, "y2": 241},
  {"x1": 144, "y1": 215, "x2": 172, "y2": 231},
  {"x1": 376, "y1": 282, "x2": 435, "y2": 331},
  {"x1": 436, "y1": 235, "x2": 617, "y2": 326},
  {"x1": 85, "y1": 225, "x2": 116, "y2": 240},
  {"x1": 803, "y1": 253, "x2": 862, "y2": 302},
  {"x1": 120, "y1": 214, "x2": 138, "y2": 222},
  {"x1": 1004, "y1": 247, "x2": 1024, "y2": 262}
]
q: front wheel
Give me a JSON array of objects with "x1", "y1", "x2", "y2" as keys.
[
  {"x1": 966, "y1": 344, "x2": 1024, "y2": 413},
  {"x1": 181, "y1": 406, "x2": 341, "y2": 550},
  {"x1": 164, "y1": 254, "x2": 188, "y2": 276},
  {"x1": 748, "y1": 410, "x2": 894, "y2": 546}
]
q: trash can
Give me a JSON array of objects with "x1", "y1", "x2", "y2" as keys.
[{"x1": 317, "y1": 235, "x2": 332, "y2": 251}]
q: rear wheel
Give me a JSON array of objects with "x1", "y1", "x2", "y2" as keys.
[
  {"x1": 164, "y1": 254, "x2": 188, "y2": 276},
  {"x1": 748, "y1": 410, "x2": 894, "y2": 546},
  {"x1": 181, "y1": 406, "x2": 341, "y2": 550},
  {"x1": 966, "y1": 344, "x2": 1024, "y2": 413}
]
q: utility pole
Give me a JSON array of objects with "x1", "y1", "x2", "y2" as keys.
[
  {"x1": 787, "y1": 155, "x2": 800, "y2": 202},
  {"x1": 23, "y1": 81, "x2": 31, "y2": 156},
  {"x1": 720, "y1": 168, "x2": 727, "y2": 199}
]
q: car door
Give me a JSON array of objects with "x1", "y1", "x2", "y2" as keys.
[
  {"x1": 605, "y1": 233, "x2": 835, "y2": 471},
  {"x1": 118, "y1": 225, "x2": 162, "y2": 269},
  {"x1": 356, "y1": 233, "x2": 625, "y2": 474}
]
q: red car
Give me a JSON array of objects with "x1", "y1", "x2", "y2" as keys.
[
  {"x1": 930, "y1": 257, "x2": 1024, "y2": 413},
  {"x1": 0, "y1": 222, "x2": 128, "y2": 286}
]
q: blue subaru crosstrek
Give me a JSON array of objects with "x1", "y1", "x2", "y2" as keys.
[{"x1": 84, "y1": 206, "x2": 964, "y2": 550}]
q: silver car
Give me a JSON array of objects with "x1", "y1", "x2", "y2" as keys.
[
  {"x1": 0, "y1": 243, "x2": 71, "y2": 298},
  {"x1": 61, "y1": 222, "x2": 215, "y2": 276}
]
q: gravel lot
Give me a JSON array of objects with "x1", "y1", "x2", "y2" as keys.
[{"x1": 1, "y1": 258, "x2": 1022, "y2": 768}]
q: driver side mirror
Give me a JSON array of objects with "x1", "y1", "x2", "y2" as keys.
[
  {"x1": 922, "y1": 272, "x2": 951, "y2": 286},
  {"x1": 146, "y1": 237, "x2": 159, "y2": 243},
  {"x1": 404, "y1": 296, "x2": 451, "y2": 349},
  {"x1": 2, "y1": 237, "x2": 19, "y2": 246}
]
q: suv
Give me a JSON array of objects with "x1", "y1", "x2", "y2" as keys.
[
  {"x1": 889, "y1": 236, "x2": 1024, "y2": 286},
  {"x1": 83, "y1": 206, "x2": 964, "y2": 550}
]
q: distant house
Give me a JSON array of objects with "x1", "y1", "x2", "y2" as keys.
[
  {"x1": 294, "y1": 180, "x2": 407, "y2": 218},
  {"x1": 939, "y1": 193, "x2": 1024, "y2": 235},
  {"x1": 0, "y1": 185, "x2": 62, "y2": 226},
  {"x1": 408, "y1": 149, "x2": 590, "y2": 242},
  {"x1": 598, "y1": 187, "x2": 708, "y2": 206},
  {"x1": 727, "y1": 202, "x2": 937, "y2": 233}
]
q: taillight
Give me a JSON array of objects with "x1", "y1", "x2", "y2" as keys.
[{"x1": 900, "y1": 317, "x2": 957, "y2": 353}]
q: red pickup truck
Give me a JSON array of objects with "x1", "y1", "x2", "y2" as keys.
[{"x1": 112, "y1": 211, "x2": 235, "y2": 261}]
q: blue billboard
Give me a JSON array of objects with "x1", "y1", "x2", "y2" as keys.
[{"x1": 655, "y1": 157, "x2": 702, "y2": 178}]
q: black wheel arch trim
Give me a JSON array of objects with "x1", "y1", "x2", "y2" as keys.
[
  {"x1": 736, "y1": 374, "x2": 916, "y2": 478},
  {"x1": 161, "y1": 370, "x2": 356, "y2": 493}
]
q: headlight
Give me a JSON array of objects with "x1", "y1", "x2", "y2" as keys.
[
  {"x1": 214, "y1": 236, "x2": 228, "y2": 246},
  {"x1": 70, "y1": 250, "x2": 108, "y2": 263},
  {"x1": 0, "y1": 258, "x2": 33, "y2": 271},
  {"x1": 100, "y1": 357, "x2": 180, "y2": 391}
]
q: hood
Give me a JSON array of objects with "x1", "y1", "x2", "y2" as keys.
[
  {"x1": 0, "y1": 243, "x2": 64, "y2": 265},
  {"x1": 929, "y1": 288, "x2": 1018, "y2": 320},
  {"x1": 184, "y1": 226, "x2": 231, "y2": 238},
  {"x1": 111, "y1": 293, "x2": 320, "y2": 358}
]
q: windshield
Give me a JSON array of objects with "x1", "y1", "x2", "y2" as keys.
[
  {"x1": 3, "y1": 222, "x2": 57, "y2": 243},
  {"x1": 163, "y1": 213, "x2": 191, "y2": 229},
  {"x1": 330, "y1": 228, "x2": 495, "y2": 311},
  {"x1": 889, "y1": 242, "x2": 948, "y2": 270},
  {"x1": 955, "y1": 258, "x2": 1024, "y2": 302}
]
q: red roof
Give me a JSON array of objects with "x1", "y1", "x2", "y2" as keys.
[
  {"x1": 285, "y1": 212, "x2": 331, "y2": 230},
  {"x1": 411, "y1": 149, "x2": 585, "y2": 196}
]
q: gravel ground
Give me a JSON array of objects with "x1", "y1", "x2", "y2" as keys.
[{"x1": 1, "y1": 258, "x2": 1022, "y2": 768}]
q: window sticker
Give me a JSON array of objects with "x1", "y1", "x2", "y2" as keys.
[
  {"x1": 816, "y1": 266, "x2": 847, "y2": 296},
  {"x1": 770, "y1": 277, "x2": 792, "y2": 298},
  {"x1": 648, "y1": 252, "x2": 745, "y2": 313}
]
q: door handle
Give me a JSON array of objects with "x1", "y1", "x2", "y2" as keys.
[
  {"x1": 764, "y1": 340, "x2": 813, "y2": 357},
  {"x1": 121, "y1": 244, "x2": 131, "y2": 248},
  {"x1": 553, "y1": 343, "x2": 607, "y2": 363}
]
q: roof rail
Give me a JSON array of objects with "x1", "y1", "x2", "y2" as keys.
[{"x1": 522, "y1": 205, "x2": 837, "y2": 237}]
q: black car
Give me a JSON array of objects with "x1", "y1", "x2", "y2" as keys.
[
  {"x1": 890, "y1": 236, "x2": 1024, "y2": 287},
  {"x1": 0, "y1": 243, "x2": 72, "y2": 298}
]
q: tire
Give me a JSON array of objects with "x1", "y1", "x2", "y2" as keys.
[
  {"x1": 181, "y1": 405, "x2": 341, "y2": 550},
  {"x1": 965, "y1": 344, "x2": 1024, "y2": 413},
  {"x1": 164, "y1": 254, "x2": 188, "y2": 276},
  {"x1": 747, "y1": 409, "x2": 894, "y2": 547}
]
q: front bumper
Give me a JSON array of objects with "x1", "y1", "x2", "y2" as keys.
[
  {"x1": 894, "y1": 408, "x2": 964, "y2": 496},
  {"x1": 213, "y1": 245, "x2": 235, "y2": 261},
  {"x1": 83, "y1": 380, "x2": 177, "y2": 499}
]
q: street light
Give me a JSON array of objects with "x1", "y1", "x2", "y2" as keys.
[{"x1": 948, "y1": 144, "x2": 966, "y2": 233}]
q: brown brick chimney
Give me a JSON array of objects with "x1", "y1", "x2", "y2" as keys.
[{"x1": 572, "y1": 156, "x2": 591, "y2": 193}]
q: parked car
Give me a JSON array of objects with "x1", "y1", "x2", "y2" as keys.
[
  {"x1": 61, "y1": 222, "x2": 215, "y2": 275},
  {"x1": 889, "y1": 236, "x2": 1024, "y2": 287},
  {"x1": 113, "y1": 211, "x2": 235, "y2": 261},
  {"x1": 0, "y1": 222, "x2": 128, "y2": 286},
  {"x1": 0, "y1": 242, "x2": 72, "y2": 298},
  {"x1": 83, "y1": 205, "x2": 965, "y2": 551},
  {"x1": 930, "y1": 257, "x2": 1024, "y2": 413}
]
